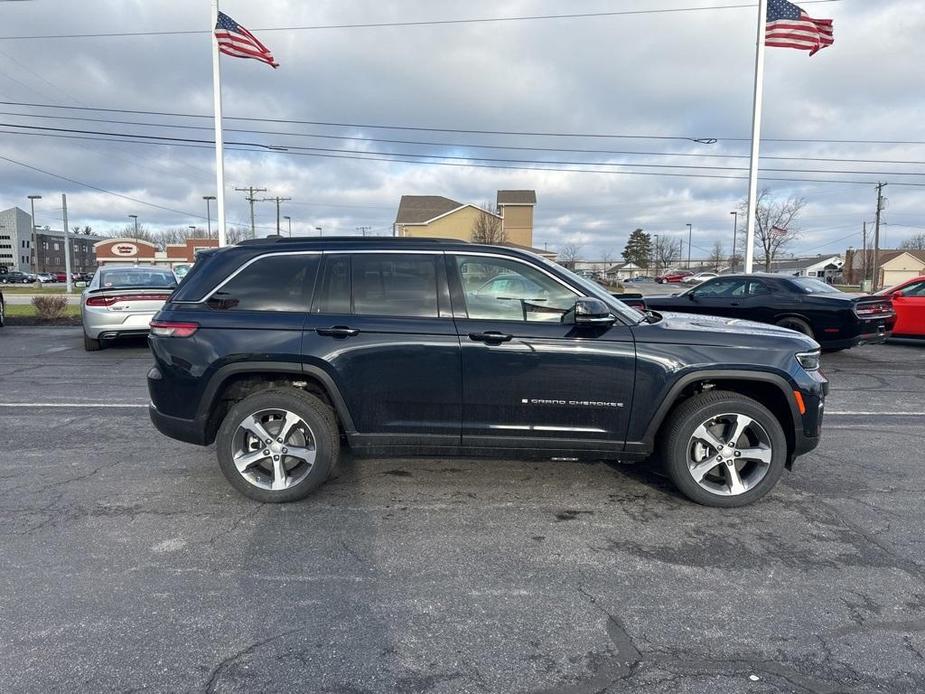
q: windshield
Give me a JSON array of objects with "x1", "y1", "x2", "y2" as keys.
[
  {"x1": 533, "y1": 255, "x2": 645, "y2": 323},
  {"x1": 790, "y1": 277, "x2": 840, "y2": 294},
  {"x1": 99, "y1": 268, "x2": 177, "y2": 290}
]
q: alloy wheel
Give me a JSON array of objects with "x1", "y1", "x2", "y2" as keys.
[
  {"x1": 231, "y1": 408, "x2": 317, "y2": 491},
  {"x1": 686, "y1": 412, "x2": 773, "y2": 496}
]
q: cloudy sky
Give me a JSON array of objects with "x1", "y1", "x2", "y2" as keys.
[{"x1": 0, "y1": 0, "x2": 922, "y2": 260}]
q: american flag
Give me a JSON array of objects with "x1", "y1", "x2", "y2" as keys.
[
  {"x1": 215, "y1": 11, "x2": 279, "y2": 68},
  {"x1": 766, "y1": 0, "x2": 834, "y2": 56}
]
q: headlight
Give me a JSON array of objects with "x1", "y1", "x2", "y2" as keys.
[{"x1": 796, "y1": 350, "x2": 821, "y2": 371}]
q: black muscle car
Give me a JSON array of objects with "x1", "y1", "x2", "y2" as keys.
[{"x1": 643, "y1": 274, "x2": 894, "y2": 350}]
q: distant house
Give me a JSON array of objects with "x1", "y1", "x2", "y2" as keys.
[
  {"x1": 767, "y1": 255, "x2": 843, "y2": 281},
  {"x1": 843, "y1": 248, "x2": 925, "y2": 287},
  {"x1": 393, "y1": 190, "x2": 537, "y2": 247},
  {"x1": 605, "y1": 262, "x2": 643, "y2": 281}
]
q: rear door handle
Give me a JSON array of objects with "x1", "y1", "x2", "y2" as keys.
[
  {"x1": 469, "y1": 331, "x2": 513, "y2": 345},
  {"x1": 317, "y1": 326, "x2": 360, "y2": 338}
]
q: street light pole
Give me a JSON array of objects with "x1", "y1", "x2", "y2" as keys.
[
  {"x1": 203, "y1": 196, "x2": 216, "y2": 239},
  {"x1": 128, "y1": 214, "x2": 139, "y2": 239},
  {"x1": 730, "y1": 211, "x2": 738, "y2": 272},
  {"x1": 284, "y1": 216, "x2": 292, "y2": 237},
  {"x1": 652, "y1": 234, "x2": 660, "y2": 276},
  {"x1": 686, "y1": 223, "x2": 693, "y2": 270},
  {"x1": 315, "y1": 226, "x2": 323, "y2": 237},
  {"x1": 27, "y1": 194, "x2": 42, "y2": 273}
]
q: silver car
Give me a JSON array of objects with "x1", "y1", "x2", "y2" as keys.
[{"x1": 81, "y1": 265, "x2": 178, "y2": 351}]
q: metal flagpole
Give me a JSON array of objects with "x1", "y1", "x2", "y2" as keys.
[
  {"x1": 211, "y1": 0, "x2": 227, "y2": 247},
  {"x1": 744, "y1": 0, "x2": 768, "y2": 275}
]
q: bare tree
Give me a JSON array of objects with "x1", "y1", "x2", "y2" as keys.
[
  {"x1": 654, "y1": 236, "x2": 681, "y2": 272},
  {"x1": 471, "y1": 202, "x2": 504, "y2": 244},
  {"x1": 900, "y1": 233, "x2": 925, "y2": 251},
  {"x1": 738, "y1": 189, "x2": 806, "y2": 272},
  {"x1": 708, "y1": 240, "x2": 726, "y2": 272},
  {"x1": 557, "y1": 244, "x2": 581, "y2": 269}
]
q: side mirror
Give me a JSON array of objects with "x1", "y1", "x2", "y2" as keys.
[
  {"x1": 687, "y1": 292, "x2": 696, "y2": 301},
  {"x1": 892, "y1": 290, "x2": 904, "y2": 299},
  {"x1": 564, "y1": 298, "x2": 615, "y2": 326}
]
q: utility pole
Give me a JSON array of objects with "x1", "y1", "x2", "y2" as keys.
[
  {"x1": 235, "y1": 186, "x2": 267, "y2": 238},
  {"x1": 261, "y1": 196, "x2": 292, "y2": 236},
  {"x1": 203, "y1": 195, "x2": 216, "y2": 239},
  {"x1": 652, "y1": 234, "x2": 660, "y2": 276},
  {"x1": 861, "y1": 221, "x2": 867, "y2": 286},
  {"x1": 356, "y1": 226, "x2": 371, "y2": 237},
  {"x1": 61, "y1": 193, "x2": 73, "y2": 293},
  {"x1": 27, "y1": 194, "x2": 42, "y2": 273},
  {"x1": 686, "y1": 223, "x2": 693, "y2": 269},
  {"x1": 730, "y1": 211, "x2": 738, "y2": 273},
  {"x1": 873, "y1": 183, "x2": 887, "y2": 290}
]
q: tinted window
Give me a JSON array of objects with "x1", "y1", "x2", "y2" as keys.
[
  {"x1": 747, "y1": 280, "x2": 772, "y2": 296},
  {"x1": 313, "y1": 255, "x2": 350, "y2": 314},
  {"x1": 790, "y1": 277, "x2": 839, "y2": 294},
  {"x1": 352, "y1": 254, "x2": 439, "y2": 318},
  {"x1": 456, "y1": 255, "x2": 578, "y2": 322},
  {"x1": 100, "y1": 268, "x2": 177, "y2": 290},
  {"x1": 899, "y1": 281, "x2": 925, "y2": 297},
  {"x1": 692, "y1": 278, "x2": 747, "y2": 297},
  {"x1": 209, "y1": 254, "x2": 318, "y2": 312}
]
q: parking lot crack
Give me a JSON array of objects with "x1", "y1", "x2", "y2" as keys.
[{"x1": 202, "y1": 627, "x2": 306, "y2": 693}]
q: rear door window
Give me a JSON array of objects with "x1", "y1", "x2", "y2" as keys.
[
  {"x1": 351, "y1": 254, "x2": 440, "y2": 318},
  {"x1": 208, "y1": 254, "x2": 319, "y2": 312}
]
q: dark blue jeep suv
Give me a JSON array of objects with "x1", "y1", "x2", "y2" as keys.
[{"x1": 147, "y1": 237, "x2": 827, "y2": 507}]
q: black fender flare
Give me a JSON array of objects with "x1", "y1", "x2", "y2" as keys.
[
  {"x1": 198, "y1": 361, "x2": 357, "y2": 435},
  {"x1": 640, "y1": 369, "x2": 802, "y2": 449}
]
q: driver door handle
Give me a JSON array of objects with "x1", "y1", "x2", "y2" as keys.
[
  {"x1": 317, "y1": 326, "x2": 360, "y2": 338},
  {"x1": 468, "y1": 331, "x2": 513, "y2": 345}
]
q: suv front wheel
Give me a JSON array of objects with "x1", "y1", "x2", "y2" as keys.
[
  {"x1": 660, "y1": 390, "x2": 788, "y2": 507},
  {"x1": 216, "y1": 388, "x2": 340, "y2": 503}
]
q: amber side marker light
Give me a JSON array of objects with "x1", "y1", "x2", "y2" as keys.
[{"x1": 793, "y1": 391, "x2": 807, "y2": 415}]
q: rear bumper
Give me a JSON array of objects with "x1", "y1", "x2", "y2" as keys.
[{"x1": 148, "y1": 403, "x2": 208, "y2": 446}]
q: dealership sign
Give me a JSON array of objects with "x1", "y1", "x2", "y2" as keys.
[{"x1": 111, "y1": 243, "x2": 138, "y2": 257}]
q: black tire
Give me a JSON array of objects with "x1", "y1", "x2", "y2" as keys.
[
  {"x1": 775, "y1": 316, "x2": 814, "y2": 339},
  {"x1": 83, "y1": 332, "x2": 102, "y2": 351},
  {"x1": 216, "y1": 388, "x2": 340, "y2": 503},
  {"x1": 659, "y1": 390, "x2": 788, "y2": 508},
  {"x1": 0, "y1": 300, "x2": 4, "y2": 327}
]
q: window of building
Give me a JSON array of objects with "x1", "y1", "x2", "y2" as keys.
[
  {"x1": 351, "y1": 253, "x2": 440, "y2": 318},
  {"x1": 454, "y1": 255, "x2": 578, "y2": 322},
  {"x1": 207, "y1": 254, "x2": 319, "y2": 312}
]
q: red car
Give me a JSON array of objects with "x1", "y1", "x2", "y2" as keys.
[
  {"x1": 656, "y1": 270, "x2": 693, "y2": 284},
  {"x1": 877, "y1": 276, "x2": 925, "y2": 338},
  {"x1": 53, "y1": 272, "x2": 67, "y2": 282}
]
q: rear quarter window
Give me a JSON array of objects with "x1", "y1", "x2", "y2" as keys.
[{"x1": 207, "y1": 254, "x2": 320, "y2": 312}]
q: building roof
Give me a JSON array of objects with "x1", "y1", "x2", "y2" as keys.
[
  {"x1": 498, "y1": 241, "x2": 556, "y2": 258},
  {"x1": 768, "y1": 255, "x2": 842, "y2": 272},
  {"x1": 846, "y1": 249, "x2": 925, "y2": 269},
  {"x1": 394, "y1": 195, "x2": 462, "y2": 224},
  {"x1": 496, "y1": 190, "x2": 537, "y2": 206}
]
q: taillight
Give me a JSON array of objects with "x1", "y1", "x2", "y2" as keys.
[
  {"x1": 149, "y1": 320, "x2": 199, "y2": 337},
  {"x1": 854, "y1": 301, "x2": 893, "y2": 318},
  {"x1": 86, "y1": 293, "x2": 171, "y2": 307}
]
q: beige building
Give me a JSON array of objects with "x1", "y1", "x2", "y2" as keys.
[
  {"x1": 393, "y1": 190, "x2": 537, "y2": 248},
  {"x1": 878, "y1": 250, "x2": 925, "y2": 287}
]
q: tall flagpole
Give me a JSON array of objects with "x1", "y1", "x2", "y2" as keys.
[
  {"x1": 211, "y1": 0, "x2": 227, "y2": 247},
  {"x1": 744, "y1": 0, "x2": 768, "y2": 275}
]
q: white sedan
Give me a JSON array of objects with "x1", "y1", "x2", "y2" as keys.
[{"x1": 681, "y1": 272, "x2": 719, "y2": 285}]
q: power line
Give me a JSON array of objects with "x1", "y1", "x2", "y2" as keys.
[
  {"x1": 8, "y1": 99, "x2": 921, "y2": 146},
  {"x1": 5, "y1": 121, "x2": 925, "y2": 179},
  {"x1": 4, "y1": 109, "x2": 925, "y2": 166},
  {"x1": 3, "y1": 127, "x2": 925, "y2": 188},
  {"x1": 0, "y1": 1, "x2": 843, "y2": 41}
]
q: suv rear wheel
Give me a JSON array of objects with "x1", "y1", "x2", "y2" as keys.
[
  {"x1": 660, "y1": 390, "x2": 787, "y2": 507},
  {"x1": 216, "y1": 388, "x2": 340, "y2": 503}
]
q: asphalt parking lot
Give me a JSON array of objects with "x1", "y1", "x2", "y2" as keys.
[{"x1": 1, "y1": 327, "x2": 924, "y2": 693}]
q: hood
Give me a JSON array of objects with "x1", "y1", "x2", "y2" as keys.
[{"x1": 650, "y1": 311, "x2": 820, "y2": 350}]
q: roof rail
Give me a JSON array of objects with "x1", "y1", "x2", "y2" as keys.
[{"x1": 236, "y1": 236, "x2": 468, "y2": 246}]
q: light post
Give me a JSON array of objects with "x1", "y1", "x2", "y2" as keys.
[
  {"x1": 188, "y1": 225, "x2": 197, "y2": 236},
  {"x1": 284, "y1": 215, "x2": 292, "y2": 237},
  {"x1": 315, "y1": 226, "x2": 322, "y2": 237},
  {"x1": 652, "y1": 233, "x2": 660, "y2": 276},
  {"x1": 27, "y1": 194, "x2": 42, "y2": 273},
  {"x1": 686, "y1": 223, "x2": 693, "y2": 270},
  {"x1": 203, "y1": 195, "x2": 216, "y2": 239},
  {"x1": 730, "y1": 211, "x2": 738, "y2": 272},
  {"x1": 128, "y1": 214, "x2": 139, "y2": 239}
]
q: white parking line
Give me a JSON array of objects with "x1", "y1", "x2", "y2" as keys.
[
  {"x1": 0, "y1": 402, "x2": 148, "y2": 408},
  {"x1": 827, "y1": 411, "x2": 925, "y2": 416}
]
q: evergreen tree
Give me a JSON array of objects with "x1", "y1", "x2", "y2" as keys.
[{"x1": 622, "y1": 228, "x2": 652, "y2": 269}]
